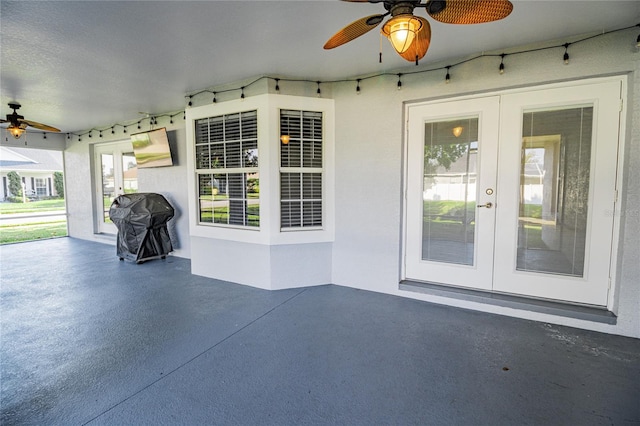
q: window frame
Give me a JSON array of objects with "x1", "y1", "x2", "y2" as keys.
[
  {"x1": 279, "y1": 109, "x2": 324, "y2": 231},
  {"x1": 186, "y1": 94, "x2": 334, "y2": 246},
  {"x1": 195, "y1": 110, "x2": 260, "y2": 229}
]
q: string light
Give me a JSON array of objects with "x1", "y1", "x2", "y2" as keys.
[
  {"x1": 68, "y1": 24, "x2": 635, "y2": 141},
  {"x1": 67, "y1": 133, "x2": 70, "y2": 139},
  {"x1": 212, "y1": 92, "x2": 217, "y2": 103},
  {"x1": 43, "y1": 133, "x2": 46, "y2": 139},
  {"x1": 99, "y1": 130, "x2": 103, "y2": 138},
  {"x1": 88, "y1": 131, "x2": 92, "y2": 138}
]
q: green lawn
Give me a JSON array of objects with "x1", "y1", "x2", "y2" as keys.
[
  {"x1": 0, "y1": 199, "x2": 65, "y2": 214},
  {"x1": 0, "y1": 221, "x2": 68, "y2": 244}
]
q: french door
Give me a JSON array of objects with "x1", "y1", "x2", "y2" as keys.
[
  {"x1": 94, "y1": 141, "x2": 138, "y2": 234},
  {"x1": 405, "y1": 79, "x2": 622, "y2": 306}
]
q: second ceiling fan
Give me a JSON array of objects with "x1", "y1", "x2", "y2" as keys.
[{"x1": 324, "y1": 0, "x2": 513, "y2": 64}]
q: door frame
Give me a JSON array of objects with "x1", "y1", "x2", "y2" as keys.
[
  {"x1": 93, "y1": 140, "x2": 136, "y2": 234},
  {"x1": 401, "y1": 75, "x2": 627, "y2": 310}
]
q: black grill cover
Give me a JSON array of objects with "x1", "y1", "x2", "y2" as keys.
[{"x1": 109, "y1": 193, "x2": 174, "y2": 262}]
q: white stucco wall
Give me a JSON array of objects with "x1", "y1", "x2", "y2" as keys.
[
  {"x1": 63, "y1": 29, "x2": 639, "y2": 337},
  {"x1": 330, "y1": 30, "x2": 640, "y2": 337}
]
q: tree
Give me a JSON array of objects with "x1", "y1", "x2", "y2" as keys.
[
  {"x1": 7, "y1": 171, "x2": 22, "y2": 199},
  {"x1": 53, "y1": 171, "x2": 64, "y2": 198}
]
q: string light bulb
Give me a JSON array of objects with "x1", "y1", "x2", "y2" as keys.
[
  {"x1": 275, "y1": 78, "x2": 280, "y2": 93},
  {"x1": 499, "y1": 54, "x2": 506, "y2": 74},
  {"x1": 397, "y1": 73, "x2": 402, "y2": 90},
  {"x1": 563, "y1": 43, "x2": 570, "y2": 65},
  {"x1": 43, "y1": 133, "x2": 47, "y2": 139},
  {"x1": 356, "y1": 79, "x2": 361, "y2": 95},
  {"x1": 445, "y1": 66, "x2": 451, "y2": 84},
  {"x1": 212, "y1": 92, "x2": 217, "y2": 103},
  {"x1": 188, "y1": 96, "x2": 192, "y2": 107},
  {"x1": 316, "y1": 81, "x2": 321, "y2": 97},
  {"x1": 241, "y1": 87, "x2": 245, "y2": 100}
]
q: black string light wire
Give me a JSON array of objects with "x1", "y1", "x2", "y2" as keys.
[{"x1": 68, "y1": 24, "x2": 637, "y2": 142}]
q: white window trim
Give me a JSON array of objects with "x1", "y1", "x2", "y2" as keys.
[{"x1": 186, "y1": 94, "x2": 335, "y2": 246}]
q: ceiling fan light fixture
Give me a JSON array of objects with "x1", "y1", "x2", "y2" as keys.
[
  {"x1": 382, "y1": 15, "x2": 422, "y2": 54},
  {"x1": 7, "y1": 125, "x2": 25, "y2": 139}
]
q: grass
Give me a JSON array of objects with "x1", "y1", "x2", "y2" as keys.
[
  {"x1": 0, "y1": 199, "x2": 65, "y2": 214},
  {"x1": 0, "y1": 221, "x2": 68, "y2": 244}
]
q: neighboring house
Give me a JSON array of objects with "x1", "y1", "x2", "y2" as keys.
[{"x1": 0, "y1": 146, "x2": 63, "y2": 200}]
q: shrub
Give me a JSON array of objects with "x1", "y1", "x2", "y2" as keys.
[
  {"x1": 53, "y1": 171, "x2": 64, "y2": 198},
  {"x1": 7, "y1": 171, "x2": 22, "y2": 198}
]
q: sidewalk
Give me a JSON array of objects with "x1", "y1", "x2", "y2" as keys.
[{"x1": 0, "y1": 210, "x2": 67, "y2": 226}]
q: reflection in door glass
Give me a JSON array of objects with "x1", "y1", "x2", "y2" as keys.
[
  {"x1": 122, "y1": 152, "x2": 138, "y2": 195},
  {"x1": 517, "y1": 107, "x2": 593, "y2": 276},
  {"x1": 422, "y1": 117, "x2": 478, "y2": 265}
]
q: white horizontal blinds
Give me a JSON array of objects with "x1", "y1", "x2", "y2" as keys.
[
  {"x1": 280, "y1": 110, "x2": 323, "y2": 229},
  {"x1": 195, "y1": 111, "x2": 259, "y2": 227}
]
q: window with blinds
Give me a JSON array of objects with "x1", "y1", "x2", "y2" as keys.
[
  {"x1": 280, "y1": 110, "x2": 323, "y2": 229},
  {"x1": 195, "y1": 110, "x2": 259, "y2": 227}
]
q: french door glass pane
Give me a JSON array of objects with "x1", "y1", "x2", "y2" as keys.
[
  {"x1": 516, "y1": 106, "x2": 593, "y2": 276},
  {"x1": 100, "y1": 153, "x2": 114, "y2": 222},
  {"x1": 422, "y1": 117, "x2": 478, "y2": 265},
  {"x1": 122, "y1": 152, "x2": 138, "y2": 194}
]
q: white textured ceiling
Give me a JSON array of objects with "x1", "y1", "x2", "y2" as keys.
[{"x1": 1, "y1": 0, "x2": 639, "y2": 134}]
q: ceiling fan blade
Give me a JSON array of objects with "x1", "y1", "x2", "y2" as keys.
[
  {"x1": 0, "y1": 119, "x2": 9, "y2": 124},
  {"x1": 324, "y1": 14, "x2": 385, "y2": 49},
  {"x1": 427, "y1": 0, "x2": 513, "y2": 25},
  {"x1": 20, "y1": 119, "x2": 61, "y2": 132},
  {"x1": 398, "y1": 17, "x2": 431, "y2": 63}
]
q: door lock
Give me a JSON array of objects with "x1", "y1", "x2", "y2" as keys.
[{"x1": 477, "y1": 202, "x2": 493, "y2": 208}]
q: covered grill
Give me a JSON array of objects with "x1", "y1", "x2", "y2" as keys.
[{"x1": 108, "y1": 193, "x2": 174, "y2": 263}]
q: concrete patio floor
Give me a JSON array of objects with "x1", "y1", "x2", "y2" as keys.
[{"x1": 1, "y1": 237, "x2": 639, "y2": 425}]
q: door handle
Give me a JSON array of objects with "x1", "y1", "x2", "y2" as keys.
[{"x1": 477, "y1": 202, "x2": 493, "y2": 208}]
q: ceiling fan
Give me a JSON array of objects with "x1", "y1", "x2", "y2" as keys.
[
  {"x1": 324, "y1": 0, "x2": 513, "y2": 64},
  {"x1": 1, "y1": 102, "x2": 61, "y2": 139}
]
